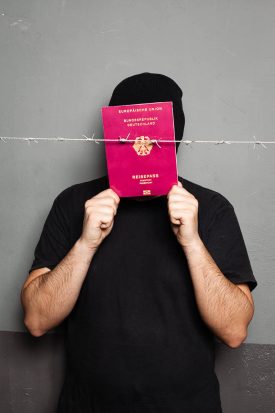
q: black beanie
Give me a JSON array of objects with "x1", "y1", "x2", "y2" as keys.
[{"x1": 108, "y1": 72, "x2": 185, "y2": 153}]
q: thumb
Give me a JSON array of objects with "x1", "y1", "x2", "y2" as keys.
[{"x1": 178, "y1": 180, "x2": 183, "y2": 188}]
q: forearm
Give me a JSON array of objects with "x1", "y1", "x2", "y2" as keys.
[
  {"x1": 183, "y1": 236, "x2": 254, "y2": 348},
  {"x1": 22, "y1": 238, "x2": 97, "y2": 336}
]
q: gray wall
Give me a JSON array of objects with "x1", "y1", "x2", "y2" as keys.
[{"x1": 0, "y1": 0, "x2": 274, "y2": 411}]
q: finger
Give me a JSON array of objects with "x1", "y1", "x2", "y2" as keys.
[
  {"x1": 93, "y1": 188, "x2": 120, "y2": 203},
  {"x1": 86, "y1": 205, "x2": 116, "y2": 217},
  {"x1": 90, "y1": 197, "x2": 119, "y2": 213},
  {"x1": 170, "y1": 208, "x2": 195, "y2": 219},
  {"x1": 168, "y1": 193, "x2": 198, "y2": 207},
  {"x1": 168, "y1": 184, "x2": 193, "y2": 197},
  {"x1": 100, "y1": 220, "x2": 113, "y2": 229},
  {"x1": 170, "y1": 216, "x2": 182, "y2": 225},
  {"x1": 169, "y1": 203, "x2": 198, "y2": 212},
  {"x1": 93, "y1": 212, "x2": 114, "y2": 229},
  {"x1": 92, "y1": 188, "x2": 120, "y2": 204}
]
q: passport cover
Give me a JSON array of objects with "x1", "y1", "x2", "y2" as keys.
[{"x1": 101, "y1": 101, "x2": 178, "y2": 197}]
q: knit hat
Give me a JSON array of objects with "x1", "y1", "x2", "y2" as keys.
[{"x1": 108, "y1": 72, "x2": 185, "y2": 153}]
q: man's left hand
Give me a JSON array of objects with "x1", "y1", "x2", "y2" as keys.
[{"x1": 167, "y1": 181, "x2": 200, "y2": 248}]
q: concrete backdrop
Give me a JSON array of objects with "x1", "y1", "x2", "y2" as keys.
[{"x1": 0, "y1": 0, "x2": 274, "y2": 412}]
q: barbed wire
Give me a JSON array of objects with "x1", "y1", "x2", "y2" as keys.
[{"x1": 0, "y1": 134, "x2": 273, "y2": 150}]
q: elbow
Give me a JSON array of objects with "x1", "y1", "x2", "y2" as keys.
[
  {"x1": 225, "y1": 304, "x2": 254, "y2": 349},
  {"x1": 24, "y1": 316, "x2": 47, "y2": 337},
  {"x1": 224, "y1": 329, "x2": 248, "y2": 349},
  {"x1": 21, "y1": 289, "x2": 47, "y2": 337},
  {"x1": 29, "y1": 330, "x2": 46, "y2": 338}
]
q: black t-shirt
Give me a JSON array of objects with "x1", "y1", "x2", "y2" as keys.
[{"x1": 29, "y1": 175, "x2": 257, "y2": 413}]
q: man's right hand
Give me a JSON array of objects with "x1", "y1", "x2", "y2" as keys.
[{"x1": 79, "y1": 188, "x2": 120, "y2": 252}]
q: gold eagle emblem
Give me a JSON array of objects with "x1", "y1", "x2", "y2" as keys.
[{"x1": 133, "y1": 136, "x2": 153, "y2": 156}]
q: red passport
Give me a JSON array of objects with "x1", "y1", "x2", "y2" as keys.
[{"x1": 101, "y1": 101, "x2": 178, "y2": 197}]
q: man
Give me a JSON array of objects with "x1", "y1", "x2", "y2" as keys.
[{"x1": 21, "y1": 73, "x2": 257, "y2": 412}]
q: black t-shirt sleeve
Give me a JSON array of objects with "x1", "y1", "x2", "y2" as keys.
[
  {"x1": 28, "y1": 194, "x2": 71, "y2": 274},
  {"x1": 205, "y1": 201, "x2": 257, "y2": 292}
]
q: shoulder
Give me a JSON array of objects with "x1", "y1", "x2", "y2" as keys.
[
  {"x1": 178, "y1": 175, "x2": 234, "y2": 212},
  {"x1": 178, "y1": 176, "x2": 233, "y2": 207},
  {"x1": 177, "y1": 176, "x2": 235, "y2": 236}
]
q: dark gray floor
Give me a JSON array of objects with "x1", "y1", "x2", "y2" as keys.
[
  {"x1": 0, "y1": 331, "x2": 274, "y2": 413},
  {"x1": 215, "y1": 341, "x2": 275, "y2": 412}
]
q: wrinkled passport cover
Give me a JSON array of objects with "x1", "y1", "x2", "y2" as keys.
[{"x1": 101, "y1": 101, "x2": 178, "y2": 197}]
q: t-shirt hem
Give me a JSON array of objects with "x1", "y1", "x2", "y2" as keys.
[{"x1": 225, "y1": 273, "x2": 257, "y2": 291}]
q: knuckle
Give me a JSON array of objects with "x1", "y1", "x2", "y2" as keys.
[
  {"x1": 85, "y1": 202, "x2": 95, "y2": 212},
  {"x1": 112, "y1": 197, "x2": 118, "y2": 208},
  {"x1": 108, "y1": 205, "x2": 116, "y2": 215},
  {"x1": 107, "y1": 189, "x2": 114, "y2": 197},
  {"x1": 108, "y1": 188, "x2": 119, "y2": 200}
]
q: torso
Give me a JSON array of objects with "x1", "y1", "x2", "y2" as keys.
[{"x1": 58, "y1": 175, "x2": 222, "y2": 411}]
